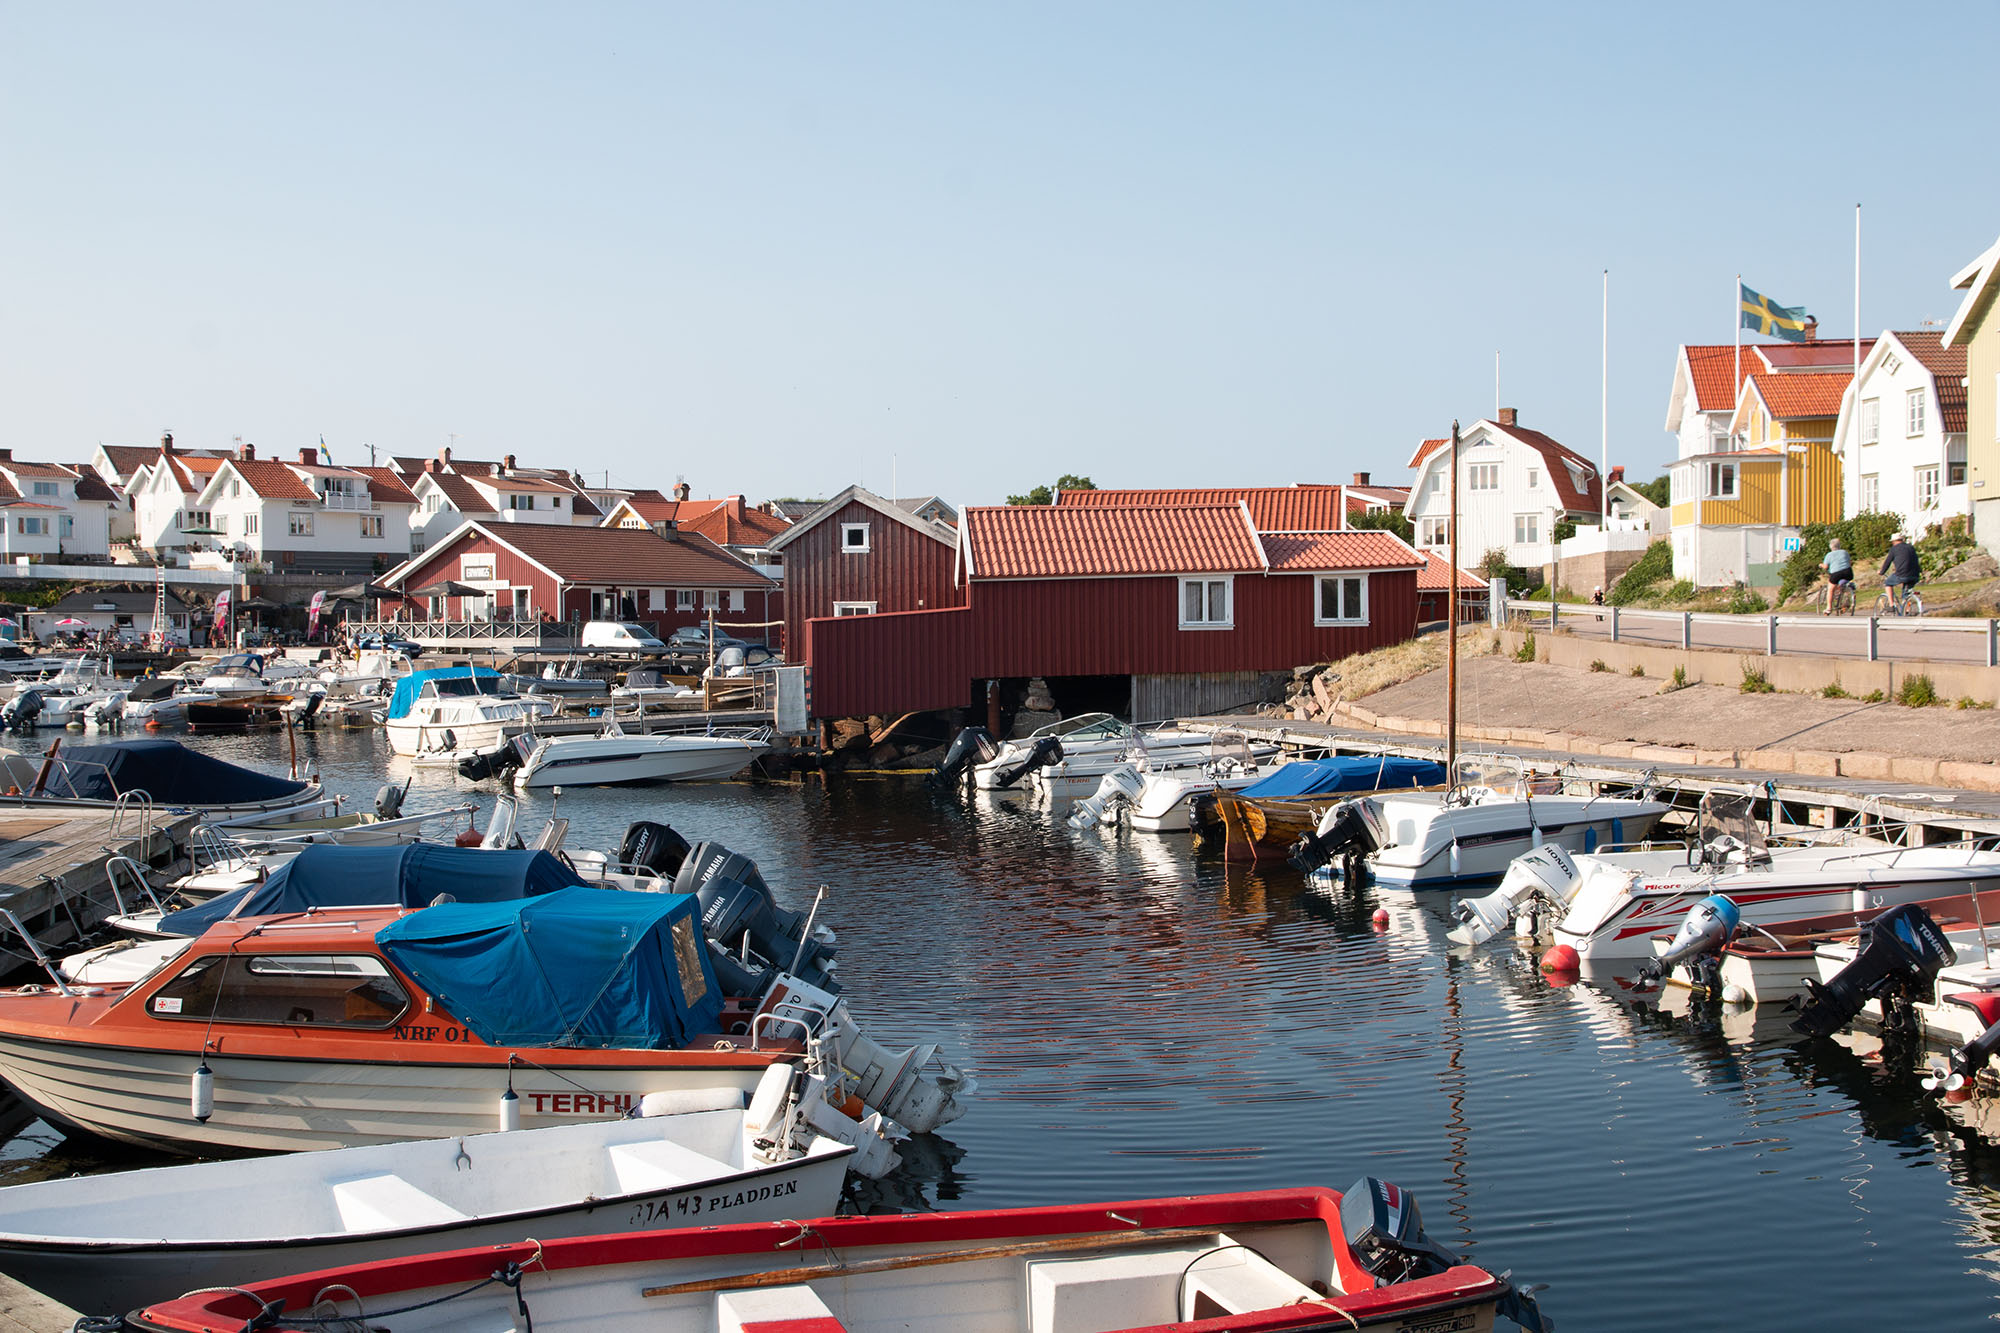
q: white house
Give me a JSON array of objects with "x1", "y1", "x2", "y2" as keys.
[
  {"x1": 1403, "y1": 409, "x2": 1602, "y2": 571},
  {"x1": 130, "y1": 448, "x2": 233, "y2": 557},
  {"x1": 1830, "y1": 329, "x2": 1968, "y2": 529},
  {"x1": 198, "y1": 450, "x2": 419, "y2": 574},
  {"x1": 407, "y1": 456, "x2": 599, "y2": 554}
]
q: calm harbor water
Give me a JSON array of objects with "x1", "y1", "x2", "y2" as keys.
[{"x1": 8, "y1": 726, "x2": 2000, "y2": 1329}]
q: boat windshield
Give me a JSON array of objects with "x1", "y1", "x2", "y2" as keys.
[
  {"x1": 1037, "y1": 712, "x2": 1133, "y2": 741},
  {"x1": 423, "y1": 675, "x2": 503, "y2": 699},
  {"x1": 1207, "y1": 732, "x2": 1255, "y2": 773},
  {"x1": 1696, "y1": 791, "x2": 1769, "y2": 866}
]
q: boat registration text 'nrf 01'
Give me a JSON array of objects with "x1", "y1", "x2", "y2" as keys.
[{"x1": 627, "y1": 1179, "x2": 801, "y2": 1227}]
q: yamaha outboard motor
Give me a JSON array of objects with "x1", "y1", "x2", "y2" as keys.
[
  {"x1": 1288, "y1": 798, "x2": 1379, "y2": 875},
  {"x1": 988, "y1": 736, "x2": 1063, "y2": 790},
  {"x1": 1793, "y1": 903, "x2": 1956, "y2": 1039},
  {"x1": 455, "y1": 741, "x2": 522, "y2": 782},
  {"x1": 679, "y1": 840, "x2": 839, "y2": 991},
  {"x1": 1341, "y1": 1177, "x2": 1552, "y2": 1332},
  {"x1": 619, "y1": 820, "x2": 691, "y2": 879},
  {"x1": 928, "y1": 726, "x2": 996, "y2": 790},
  {"x1": 1634, "y1": 893, "x2": 1741, "y2": 990}
]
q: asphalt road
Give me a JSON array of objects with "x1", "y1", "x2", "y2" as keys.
[{"x1": 1517, "y1": 603, "x2": 1995, "y2": 666}]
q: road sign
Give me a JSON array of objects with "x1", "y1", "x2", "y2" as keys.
[{"x1": 1780, "y1": 536, "x2": 1802, "y2": 552}]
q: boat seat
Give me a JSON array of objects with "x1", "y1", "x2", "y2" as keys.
[
  {"x1": 718, "y1": 1285, "x2": 848, "y2": 1333},
  {"x1": 330, "y1": 1173, "x2": 469, "y2": 1232},
  {"x1": 1177, "y1": 1236, "x2": 1323, "y2": 1321},
  {"x1": 1028, "y1": 1232, "x2": 1314, "y2": 1331},
  {"x1": 607, "y1": 1137, "x2": 737, "y2": 1193},
  {"x1": 1947, "y1": 992, "x2": 2000, "y2": 1027}
]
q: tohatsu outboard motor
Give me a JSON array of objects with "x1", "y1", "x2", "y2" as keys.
[
  {"x1": 989, "y1": 736, "x2": 1063, "y2": 790},
  {"x1": 679, "y1": 840, "x2": 839, "y2": 992},
  {"x1": 619, "y1": 820, "x2": 691, "y2": 880},
  {"x1": 929, "y1": 726, "x2": 996, "y2": 790},
  {"x1": 1340, "y1": 1177, "x2": 1553, "y2": 1332},
  {"x1": 1793, "y1": 902, "x2": 1957, "y2": 1040},
  {"x1": 1633, "y1": 893, "x2": 1741, "y2": 990},
  {"x1": 1287, "y1": 798, "x2": 1381, "y2": 875}
]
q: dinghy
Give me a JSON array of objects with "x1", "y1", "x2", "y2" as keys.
[
  {"x1": 0, "y1": 1063, "x2": 857, "y2": 1315},
  {"x1": 122, "y1": 1182, "x2": 1550, "y2": 1333}
]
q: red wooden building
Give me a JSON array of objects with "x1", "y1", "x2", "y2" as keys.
[
  {"x1": 378, "y1": 520, "x2": 776, "y2": 638},
  {"x1": 804, "y1": 502, "x2": 1424, "y2": 721},
  {"x1": 764, "y1": 486, "x2": 962, "y2": 657}
]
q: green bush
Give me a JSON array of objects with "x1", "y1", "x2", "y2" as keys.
[
  {"x1": 1918, "y1": 519, "x2": 1980, "y2": 580},
  {"x1": 1778, "y1": 511, "x2": 1904, "y2": 602},
  {"x1": 1821, "y1": 681, "x2": 1850, "y2": 699},
  {"x1": 1515, "y1": 631, "x2": 1536, "y2": 663},
  {"x1": 1740, "y1": 662, "x2": 1774, "y2": 694},
  {"x1": 1629, "y1": 664, "x2": 1645, "y2": 677},
  {"x1": 1862, "y1": 688, "x2": 1886, "y2": 703},
  {"x1": 1666, "y1": 578, "x2": 1696, "y2": 602},
  {"x1": 1589, "y1": 659, "x2": 1609, "y2": 672},
  {"x1": 1724, "y1": 583, "x2": 1767, "y2": 614},
  {"x1": 1898, "y1": 674, "x2": 1939, "y2": 708},
  {"x1": 1609, "y1": 541, "x2": 1672, "y2": 606}
]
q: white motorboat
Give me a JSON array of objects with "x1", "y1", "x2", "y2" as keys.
[
  {"x1": 512, "y1": 724, "x2": 771, "y2": 788},
  {"x1": 1291, "y1": 768, "x2": 1671, "y2": 889},
  {"x1": 0, "y1": 1063, "x2": 858, "y2": 1316},
  {"x1": 199, "y1": 652, "x2": 314, "y2": 697},
  {"x1": 971, "y1": 712, "x2": 1238, "y2": 791},
  {"x1": 385, "y1": 668, "x2": 559, "y2": 756}
]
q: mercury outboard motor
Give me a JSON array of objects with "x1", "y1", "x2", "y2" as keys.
[
  {"x1": 1633, "y1": 893, "x2": 1741, "y2": 990},
  {"x1": 3, "y1": 689, "x2": 42, "y2": 733},
  {"x1": 928, "y1": 726, "x2": 996, "y2": 790},
  {"x1": 619, "y1": 820, "x2": 691, "y2": 879},
  {"x1": 989, "y1": 736, "x2": 1063, "y2": 790},
  {"x1": 1341, "y1": 1178, "x2": 1552, "y2": 1332},
  {"x1": 1288, "y1": 798, "x2": 1379, "y2": 875},
  {"x1": 1793, "y1": 903, "x2": 1956, "y2": 1040},
  {"x1": 679, "y1": 841, "x2": 839, "y2": 991}
]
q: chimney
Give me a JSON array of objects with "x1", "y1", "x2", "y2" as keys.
[
  {"x1": 426, "y1": 457, "x2": 441, "y2": 474},
  {"x1": 242, "y1": 443, "x2": 255, "y2": 461},
  {"x1": 502, "y1": 454, "x2": 516, "y2": 473},
  {"x1": 728, "y1": 494, "x2": 745, "y2": 520},
  {"x1": 1351, "y1": 471, "x2": 1370, "y2": 486},
  {"x1": 440, "y1": 446, "x2": 453, "y2": 465},
  {"x1": 656, "y1": 519, "x2": 680, "y2": 541},
  {"x1": 1802, "y1": 319, "x2": 1818, "y2": 342},
  {"x1": 0, "y1": 449, "x2": 12, "y2": 463},
  {"x1": 1609, "y1": 465, "x2": 1625, "y2": 485},
  {"x1": 674, "y1": 481, "x2": 690, "y2": 502},
  {"x1": 1497, "y1": 407, "x2": 1518, "y2": 428},
  {"x1": 161, "y1": 431, "x2": 175, "y2": 456},
  {"x1": 299, "y1": 447, "x2": 315, "y2": 466}
]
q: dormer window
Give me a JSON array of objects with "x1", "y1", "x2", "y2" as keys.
[
  {"x1": 31, "y1": 481, "x2": 57, "y2": 497},
  {"x1": 841, "y1": 523, "x2": 870, "y2": 553},
  {"x1": 509, "y1": 494, "x2": 534, "y2": 511}
]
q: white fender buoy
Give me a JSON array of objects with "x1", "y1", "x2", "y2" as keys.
[
  {"x1": 498, "y1": 1086, "x2": 520, "y2": 1133},
  {"x1": 1449, "y1": 841, "x2": 1462, "y2": 877},
  {"x1": 191, "y1": 1062, "x2": 214, "y2": 1123},
  {"x1": 1723, "y1": 984, "x2": 1750, "y2": 1005}
]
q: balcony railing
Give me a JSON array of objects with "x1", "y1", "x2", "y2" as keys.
[{"x1": 319, "y1": 493, "x2": 379, "y2": 511}]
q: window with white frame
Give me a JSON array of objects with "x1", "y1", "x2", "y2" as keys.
[
  {"x1": 288, "y1": 512, "x2": 313, "y2": 537},
  {"x1": 1427, "y1": 472, "x2": 1440, "y2": 495},
  {"x1": 425, "y1": 494, "x2": 442, "y2": 512},
  {"x1": 1525, "y1": 467, "x2": 1539, "y2": 490},
  {"x1": 1916, "y1": 465, "x2": 1941, "y2": 511},
  {"x1": 508, "y1": 494, "x2": 534, "y2": 511},
  {"x1": 1907, "y1": 387, "x2": 1927, "y2": 437},
  {"x1": 16, "y1": 517, "x2": 46, "y2": 536},
  {"x1": 1179, "y1": 576, "x2": 1232, "y2": 629},
  {"x1": 1950, "y1": 441, "x2": 1968, "y2": 486},
  {"x1": 1861, "y1": 473, "x2": 1880, "y2": 511},
  {"x1": 360, "y1": 514, "x2": 384, "y2": 539},
  {"x1": 1704, "y1": 462, "x2": 1737, "y2": 499},
  {"x1": 1315, "y1": 574, "x2": 1367, "y2": 625},
  {"x1": 707, "y1": 589, "x2": 722, "y2": 609},
  {"x1": 1882, "y1": 351, "x2": 1902, "y2": 375},
  {"x1": 30, "y1": 481, "x2": 56, "y2": 497},
  {"x1": 833, "y1": 601, "x2": 876, "y2": 616},
  {"x1": 841, "y1": 522, "x2": 870, "y2": 553},
  {"x1": 188, "y1": 509, "x2": 210, "y2": 530},
  {"x1": 215, "y1": 514, "x2": 229, "y2": 535},
  {"x1": 58, "y1": 514, "x2": 72, "y2": 538},
  {"x1": 244, "y1": 513, "x2": 259, "y2": 535},
  {"x1": 676, "y1": 589, "x2": 694, "y2": 610},
  {"x1": 1514, "y1": 513, "x2": 1541, "y2": 545},
  {"x1": 1467, "y1": 463, "x2": 1499, "y2": 491},
  {"x1": 1860, "y1": 399, "x2": 1879, "y2": 445},
  {"x1": 1418, "y1": 517, "x2": 1449, "y2": 547},
  {"x1": 229, "y1": 479, "x2": 241, "y2": 498},
  {"x1": 730, "y1": 590, "x2": 746, "y2": 612}
]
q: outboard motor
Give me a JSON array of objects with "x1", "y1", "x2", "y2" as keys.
[
  {"x1": 619, "y1": 820, "x2": 691, "y2": 879},
  {"x1": 1187, "y1": 790, "x2": 1225, "y2": 843},
  {"x1": 3, "y1": 689, "x2": 43, "y2": 733},
  {"x1": 1340, "y1": 1178, "x2": 1552, "y2": 1332},
  {"x1": 455, "y1": 742, "x2": 521, "y2": 782},
  {"x1": 988, "y1": 736, "x2": 1063, "y2": 790},
  {"x1": 1633, "y1": 893, "x2": 1741, "y2": 990},
  {"x1": 928, "y1": 726, "x2": 996, "y2": 790},
  {"x1": 1933, "y1": 998, "x2": 2000, "y2": 1091},
  {"x1": 1793, "y1": 903, "x2": 1956, "y2": 1040},
  {"x1": 375, "y1": 780, "x2": 408, "y2": 820},
  {"x1": 680, "y1": 841, "x2": 839, "y2": 991},
  {"x1": 1287, "y1": 798, "x2": 1380, "y2": 875},
  {"x1": 1066, "y1": 764, "x2": 1145, "y2": 830},
  {"x1": 1449, "y1": 844, "x2": 1581, "y2": 948}
]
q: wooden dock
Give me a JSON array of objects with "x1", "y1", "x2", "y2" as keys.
[{"x1": 0, "y1": 803, "x2": 195, "y2": 978}]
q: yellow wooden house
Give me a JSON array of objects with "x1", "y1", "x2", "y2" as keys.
[{"x1": 1948, "y1": 232, "x2": 2000, "y2": 553}]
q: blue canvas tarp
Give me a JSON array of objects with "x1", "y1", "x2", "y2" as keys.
[
  {"x1": 1237, "y1": 755, "x2": 1446, "y2": 800},
  {"x1": 386, "y1": 666, "x2": 501, "y2": 721},
  {"x1": 35, "y1": 740, "x2": 310, "y2": 805},
  {"x1": 158, "y1": 844, "x2": 585, "y2": 937},
  {"x1": 377, "y1": 887, "x2": 724, "y2": 1049}
]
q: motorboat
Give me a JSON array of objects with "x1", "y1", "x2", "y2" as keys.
[
  {"x1": 533, "y1": 657, "x2": 614, "y2": 697},
  {"x1": 967, "y1": 713, "x2": 1242, "y2": 791},
  {"x1": 0, "y1": 738, "x2": 336, "y2": 821},
  {"x1": 384, "y1": 665, "x2": 559, "y2": 756},
  {"x1": 1450, "y1": 792, "x2": 2000, "y2": 961},
  {"x1": 611, "y1": 665, "x2": 699, "y2": 706},
  {"x1": 121, "y1": 676, "x2": 216, "y2": 727},
  {"x1": 1195, "y1": 756, "x2": 1449, "y2": 860},
  {"x1": 123, "y1": 1182, "x2": 1549, "y2": 1333},
  {"x1": 1066, "y1": 732, "x2": 1277, "y2": 832},
  {"x1": 1291, "y1": 766, "x2": 1671, "y2": 889},
  {"x1": 509, "y1": 723, "x2": 772, "y2": 788},
  {"x1": 199, "y1": 652, "x2": 314, "y2": 697},
  {"x1": 0, "y1": 1062, "x2": 860, "y2": 1315}
]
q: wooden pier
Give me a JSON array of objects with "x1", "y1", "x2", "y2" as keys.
[{"x1": 0, "y1": 803, "x2": 194, "y2": 977}]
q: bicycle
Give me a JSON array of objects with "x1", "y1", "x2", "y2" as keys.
[
  {"x1": 1819, "y1": 578, "x2": 1856, "y2": 616},
  {"x1": 1875, "y1": 584, "x2": 1924, "y2": 617}
]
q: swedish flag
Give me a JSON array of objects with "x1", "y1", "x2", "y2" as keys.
[{"x1": 1740, "y1": 283, "x2": 1813, "y2": 342}]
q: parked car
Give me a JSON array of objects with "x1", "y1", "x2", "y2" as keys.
[
  {"x1": 665, "y1": 625, "x2": 755, "y2": 654},
  {"x1": 580, "y1": 621, "x2": 669, "y2": 655},
  {"x1": 355, "y1": 632, "x2": 424, "y2": 656}
]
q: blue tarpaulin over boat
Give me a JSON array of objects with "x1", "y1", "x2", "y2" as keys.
[
  {"x1": 157, "y1": 844, "x2": 585, "y2": 937},
  {"x1": 1236, "y1": 755, "x2": 1445, "y2": 800},
  {"x1": 377, "y1": 887, "x2": 724, "y2": 1049},
  {"x1": 34, "y1": 740, "x2": 311, "y2": 805},
  {"x1": 386, "y1": 666, "x2": 501, "y2": 721}
]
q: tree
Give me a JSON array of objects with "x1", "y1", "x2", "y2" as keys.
[
  {"x1": 1348, "y1": 508, "x2": 1413, "y2": 541},
  {"x1": 1006, "y1": 474, "x2": 1096, "y2": 506},
  {"x1": 1630, "y1": 474, "x2": 1670, "y2": 507}
]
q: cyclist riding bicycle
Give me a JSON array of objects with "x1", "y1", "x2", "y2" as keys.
[
  {"x1": 1880, "y1": 531, "x2": 1921, "y2": 612},
  {"x1": 1819, "y1": 537, "x2": 1854, "y2": 612}
]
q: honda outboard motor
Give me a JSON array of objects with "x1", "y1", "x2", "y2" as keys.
[
  {"x1": 1287, "y1": 798, "x2": 1379, "y2": 874},
  {"x1": 619, "y1": 820, "x2": 691, "y2": 879},
  {"x1": 1340, "y1": 1177, "x2": 1552, "y2": 1332},
  {"x1": 1066, "y1": 764, "x2": 1145, "y2": 830},
  {"x1": 680, "y1": 841, "x2": 839, "y2": 991},
  {"x1": 989, "y1": 736, "x2": 1063, "y2": 790},
  {"x1": 928, "y1": 726, "x2": 996, "y2": 790},
  {"x1": 1634, "y1": 893, "x2": 1741, "y2": 989},
  {"x1": 1449, "y1": 844, "x2": 1581, "y2": 948},
  {"x1": 1793, "y1": 903, "x2": 1956, "y2": 1040}
]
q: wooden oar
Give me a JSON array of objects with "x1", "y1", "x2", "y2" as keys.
[{"x1": 641, "y1": 1224, "x2": 1236, "y2": 1298}]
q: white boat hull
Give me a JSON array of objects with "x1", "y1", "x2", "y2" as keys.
[
  {"x1": 1346, "y1": 793, "x2": 1670, "y2": 889},
  {"x1": 515, "y1": 736, "x2": 769, "y2": 788}
]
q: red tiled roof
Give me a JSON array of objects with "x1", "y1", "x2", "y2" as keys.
[
  {"x1": 417, "y1": 523, "x2": 772, "y2": 588},
  {"x1": 62, "y1": 467, "x2": 118, "y2": 502},
  {"x1": 427, "y1": 473, "x2": 497, "y2": 514},
  {"x1": 352, "y1": 466, "x2": 419, "y2": 505},
  {"x1": 0, "y1": 474, "x2": 20, "y2": 500},
  {"x1": 474, "y1": 474, "x2": 575, "y2": 496},
  {"x1": 1260, "y1": 531, "x2": 1422, "y2": 572},
  {"x1": 679, "y1": 502, "x2": 790, "y2": 548},
  {"x1": 1893, "y1": 330, "x2": 1970, "y2": 434},
  {"x1": 1057, "y1": 486, "x2": 1350, "y2": 531},
  {"x1": 965, "y1": 503, "x2": 1263, "y2": 579},
  {"x1": 1417, "y1": 551, "x2": 1486, "y2": 592},
  {"x1": 166, "y1": 455, "x2": 227, "y2": 494},
  {"x1": 1504, "y1": 425, "x2": 1601, "y2": 513},
  {"x1": 0, "y1": 459, "x2": 79, "y2": 480},
  {"x1": 1683, "y1": 344, "x2": 1756, "y2": 413},
  {"x1": 100, "y1": 445, "x2": 161, "y2": 477},
  {"x1": 609, "y1": 495, "x2": 681, "y2": 525},
  {"x1": 1407, "y1": 438, "x2": 1448, "y2": 468},
  {"x1": 225, "y1": 460, "x2": 320, "y2": 501},
  {"x1": 1747, "y1": 372, "x2": 1850, "y2": 419}
]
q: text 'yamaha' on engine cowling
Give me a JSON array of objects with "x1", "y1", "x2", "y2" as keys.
[
  {"x1": 1793, "y1": 902, "x2": 1957, "y2": 1040},
  {"x1": 988, "y1": 736, "x2": 1064, "y2": 790},
  {"x1": 928, "y1": 726, "x2": 996, "y2": 790},
  {"x1": 679, "y1": 840, "x2": 840, "y2": 994},
  {"x1": 1287, "y1": 798, "x2": 1379, "y2": 874},
  {"x1": 1634, "y1": 893, "x2": 1741, "y2": 989},
  {"x1": 1340, "y1": 1177, "x2": 1552, "y2": 1333}
]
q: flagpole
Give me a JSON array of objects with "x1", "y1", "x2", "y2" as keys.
[
  {"x1": 1601, "y1": 269, "x2": 1610, "y2": 525},
  {"x1": 1733, "y1": 274, "x2": 1741, "y2": 441}
]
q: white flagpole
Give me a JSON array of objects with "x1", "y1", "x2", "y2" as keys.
[
  {"x1": 1853, "y1": 204, "x2": 1862, "y2": 524},
  {"x1": 1602, "y1": 269, "x2": 1610, "y2": 525},
  {"x1": 1733, "y1": 273, "x2": 1741, "y2": 440},
  {"x1": 1494, "y1": 351, "x2": 1500, "y2": 418}
]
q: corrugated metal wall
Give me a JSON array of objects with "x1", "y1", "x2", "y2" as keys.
[{"x1": 782, "y1": 501, "x2": 964, "y2": 656}]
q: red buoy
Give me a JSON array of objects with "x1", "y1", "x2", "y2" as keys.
[
  {"x1": 1540, "y1": 944, "x2": 1580, "y2": 973},
  {"x1": 455, "y1": 828, "x2": 484, "y2": 848},
  {"x1": 1371, "y1": 907, "x2": 1390, "y2": 931}
]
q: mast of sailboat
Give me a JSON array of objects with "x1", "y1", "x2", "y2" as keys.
[{"x1": 1446, "y1": 418, "x2": 1460, "y2": 786}]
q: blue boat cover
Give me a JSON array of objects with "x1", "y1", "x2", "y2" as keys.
[
  {"x1": 1236, "y1": 755, "x2": 1445, "y2": 800},
  {"x1": 377, "y1": 887, "x2": 725, "y2": 1049},
  {"x1": 157, "y1": 844, "x2": 585, "y2": 937},
  {"x1": 386, "y1": 665, "x2": 501, "y2": 721},
  {"x1": 34, "y1": 740, "x2": 310, "y2": 805}
]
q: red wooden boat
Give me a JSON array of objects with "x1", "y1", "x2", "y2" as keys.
[{"x1": 121, "y1": 1183, "x2": 1549, "y2": 1332}]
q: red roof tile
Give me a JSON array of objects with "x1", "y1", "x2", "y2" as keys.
[
  {"x1": 1417, "y1": 551, "x2": 1486, "y2": 591},
  {"x1": 0, "y1": 459, "x2": 80, "y2": 480},
  {"x1": 100, "y1": 445, "x2": 162, "y2": 477},
  {"x1": 1893, "y1": 330, "x2": 1970, "y2": 434},
  {"x1": 1503, "y1": 424, "x2": 1601, "y2": 514},
  {"x1": 1407, "y1": 438, "x2": 1448, "y2": 468},
  {"x1": 353, "y1": 466, "x2": 419, "y2": 505},
  {"x1": 1057, "y1": 486, "x2": 1350, "y2": 531},
  {"x1": 412, "y1": 523, "x2": 771, "y2": 588},
  {"x1": 679, "y1": 502, "x2": 790, "y2": 548},
  {"x1": 1747, "y1": 372, "x2": 1850, "y2": 419},
  {"x1": 1260, "y1": 531, "x2": 1422, "y2": 572},
  {"x1": 62, "y1": 467, "x2": 118, "y2": 502},
  {"x1": 475, "y1": 474, "x2": 576, "y2": 496},
  {"x1": 1683, "y1": 344, "x2": 1757, "y2": 413},
  {"x1": 427, "y1": 473, "x2": 497, "y2": 514},
  {"x1": 226, "y1": 460, "x2": 320, "y2": 501},
  {"x1": 166, "y1": 455, "x2": 227, "y2": 494},
  {"x1": 965, "y1": 503, "x2": 1263, "y2": 579}
]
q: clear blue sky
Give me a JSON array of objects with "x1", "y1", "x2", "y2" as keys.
[{"x1": 3, "y1": 3, "x2": 1994, "y2": 506}]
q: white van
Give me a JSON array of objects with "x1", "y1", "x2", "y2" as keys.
[{"x1": 579, "y1": 621, "x2": 668, "y2": 655}]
